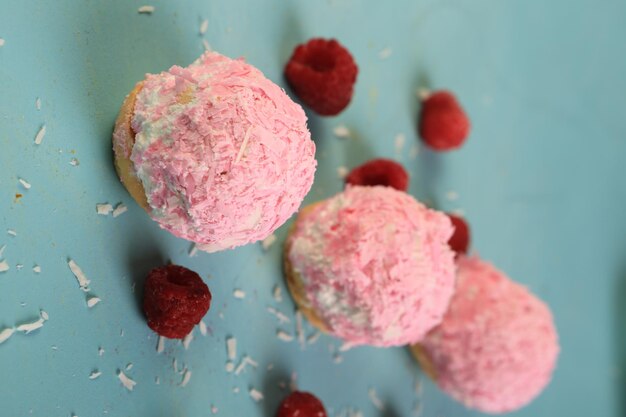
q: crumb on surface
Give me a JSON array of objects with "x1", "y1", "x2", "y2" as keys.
[{"x1": 138, "y1": 5, "x2": 154, "y2": 13}]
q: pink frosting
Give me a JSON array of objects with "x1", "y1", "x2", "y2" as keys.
[
  {"x1": 421, "y1": 256, "x2": 559, "y2": 413},
  {"x1": 124, "y1": 51, "x2": 316, "y2": 252},
  {"x1": 286, "y1": 185, "x2": 456, "y2": 347}
]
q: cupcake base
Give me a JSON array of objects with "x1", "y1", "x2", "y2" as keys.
[
  {"x1": 112, "y1": 82, "x2": 149, "y2": 211},
  {"x1": 409, "y1": 344, "x2": 438, "y2": 380},
  {"x1": 283, "y1": 203, "x2": 330, "y2": 334}
]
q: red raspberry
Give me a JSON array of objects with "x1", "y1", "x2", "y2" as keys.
[
  {"x1": 345, "y1": 158, "x2": 409, "y2": 191},
  {"x1": 277, "y1": 391, "x2": 327, "y2": 417},
  {"x1": 285, "y1": 38, "x2": 358, "y2": 116},
  {"x1": 143, "y1": 265, "x2": 211, "y2": 339},
  {"x1": 419, "y1": 91, "x2": 470, "y2": 151},
  {"x1": 447, "y1": 214, "x2": 470, "y2": 256}
]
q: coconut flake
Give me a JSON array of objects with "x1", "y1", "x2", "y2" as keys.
[
  {"x1": 34, "y1": 125, "x2": 46, "y2": 145},
  {"x1": 96, "y1": 204, "x2": 113, "y2": 215},
  {"x1": 273, "y1": 285, "x2": 282, "y2": 302},
  {"x1": 277, "y1": 331, "x2": 293, "y2": 342},
  {"x1": 233, "y1": 289, "x2": 245, "y2": 299},
  {"x1": 249, "y1": 388, "x2": 264, "y2": 402},
  {"x1": 36, "y1": 98, "x2": 41, "y2": 110},
  {"x1": 117, "y1": 371, "x2": 136, "y2": 391},
  {"x1": 378, "y1": 47, "x2": 393, "y2": 60},
  {"x1": 417, "y1": 88, "x2": 431, "y2": 100},
  {"x1": 337, "y1": 166, "x2": 349, "y2": 179},
  {"x1": 7, "y1": 229, "x2": 17, "y2": 236},
  {"x1": 125, "y1": 363, "x2": 133, "y2": 371},
  {"x1": 446, "y1": 191, "x2": 459, "y2": 201},
  {"x1": 234, "y1": 356, "x2": 257, "y2": 375},
  {"x1": 87, "y1": 297, "x2": 101, "y2": 308},
  {"x1": 112, "y1": 203, "x2": 127, "y2": 218},
  {"x1": 211, "y1": 405, "x2": 218, "y2": 414},
  {"x1": 225, "y1": 362, "x2": 234, "y2": 372},
  {"x1": 0, "y1": 245, "x2": 5, "y2": 257},
  {"x1": 368, "y1": 388, "x2": 385, "y2": 411},
  {"x1": 333, "y1": 125, "x2": 351, "y2": 139},
  {"x1": 68, "y1": 259, "x2": 90, "y2": 291},
  {"x1": 307, "y1": 331, "x2": 321, "y2": 345},
  {"x1": 32, "y1": 265, "x2": 41, "y2": 273},
  {"x1": 0, "y1": 260, "x2": 9, "y2": 273},
  {"x1": 40, "y1": 310, "x2": 49, "y2": 321},
  {"x1": 16, "y1": 316, "x2": 45, "y2": 334},
  {"x1": 199, "y1": 320, "x2": 208, "y2": 336},
  {"x1": 202, "y1": 39, "x2": 212, "y2": 51},
  {"x1": 180, "y1": 369, "x2": 192, "y2": 387},
  {"x1": 98, "y1": 347, "x2": 105, "y2": 356},
  {"x1": 137, "y1": 5, "x2": 154, "y2": 13},
  {"x1": 261, "y1": 234, "x2": 277, "y2": 251},
  {"x1": 339, "y1": 342, "x2": 353, "y2": 352},
  {"x1": 188, "y1": 243, "x2": 198, "y2": 257},
  {"x1": 296, "y1": 310, "x2": 305, "y2": 349},
  {"x1": 199, "y1": 19, "x2": 209, "y2": 35},
  {"x1": 226, "y1": 337, "x2": 237, "y2": 360},
  {"x1": 89, "y1": 370, "x2": 102, "y2": 380},
  {"x1": 233, "y1": 387, "x2": 240, "y2": 393},
  {"x1": 267, "y1": 307, "x2": 291, "y2": 324},
  {"x1": 156, "y1": 336, "x2": 165, "y2": 353},
  {"x1": 18, "y1": 178, "x2": 31, "y2": 189},
  {"x1": 0, "y1": 38, "x2": 5, "y2": 47},
  {"x1": 182, "y1": 331, "x2": 193, "y2": 350},
  {"x1": 69, "y1": 158, "x2": 80, "y2": 166},
  {"x1": 394, "y1": 133, "x2": 406, "y2": 153},
  {"x1": 289, "y1": 372, "x2": 298, "y2": 391},
  {"x1": 0, "y1": 328, "x2": 15, "y2": 344},
  {"x1": 155, "y1": 376, "x2": 160, "y2": 385}
]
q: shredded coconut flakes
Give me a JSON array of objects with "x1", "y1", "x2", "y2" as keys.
[
  {"x1": 183, "y1": 331, "x2": 193, "y2": 350},
  {"x1": 89, "y1": 370, "x2": 102, "y2": 380},
  {"x1": 137, "y1": 5, "x2": 154, "y2": 13},
  {"x1": 199, "y1": 320, "x2": 208, "y2": 336},
  {"x1": 368, "y1": 388, "x2": 385, "y2": 411},
  {"x1": 156, "y1": 336, "x2": 165, "y2": 353},
  {"x1": 233, "y1": 289, "x2": 245, "y2": 299},
  {"x1": 96, "y1": 204, "x2": 113, "y2": 215},
  {"x1": 112, "y1": 203, "x2": 127, "y2": 218},
  {"x1": 87, "y1": 297, "x2": 101, "y2": 308},
  {"x1": 117, "y1": 371, "x2": 136, "y2": 391},
  {"x1": 261, "y1": 234, "x2": 277, "y2": 251},
  {"x1": 277, "y1": 331, "x2": 293, "y2": 342},
  {"x1": 0, "y1": 260, "x2": 9, "y2": 273},
  {"x1": 333, "y1": 124, "x2": 351, "y2": 138},
  {"x1": 249, "y1": 388, "x2": 264, "y2": 402},
  {"x1": 200, "y1": 19, "x2": 209, "y2": 35},
  {"x1": 34, "y1": 125, "x2": 46, "y2": 145},
  {"x1": 18, "y1": 178, "x2": 31, "y2": 189},
  {"x1": 0, "y1": 328, "x2": 15, "y2": 344},
  {"x1": 226, "y1": 337, "x2": 237, "y2": 360},
  {"x1": 68, "y1": 259, "x2": 90, "y2": 291}
]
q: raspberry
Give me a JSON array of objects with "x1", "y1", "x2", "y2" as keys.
[
  {"x1": 285, "y1": 38, "x2": 358, "y2": 116},
  {"x1": 447, "y1": 214, "x2": 470, "y2": 256},
  {"x1": 345, "y1": 158, "x2": 409, "y2": 191},
  {"x1": 277, "y1": 391, "x2": 327, "y2": 417},
  {"x1": 143, "y1": 265, "x2": 211, "y2": 339},
  {"x1": 419, "y1": 91, "x2": 470, "y2": 151}
]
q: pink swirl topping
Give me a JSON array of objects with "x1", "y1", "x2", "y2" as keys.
[
  {"x1": 421, "y1": 256, "x2": 559, "y2": 413},
  {"x1": 130, "y1": 51, "x2": 316, "y2": 252},
  {"x1": 287, "y1": 186, "x2": 456, "y2": 347}
]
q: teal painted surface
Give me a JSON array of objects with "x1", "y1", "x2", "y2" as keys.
[{"x1": 1, "y1": 1, "x2": 625, "y2": 416}]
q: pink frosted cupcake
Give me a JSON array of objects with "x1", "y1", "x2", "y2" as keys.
[
  {"x1": 112, "y1": 51, "x2": 316, "y2": 252},
  {"x1": 411, "y1": 256, "x2": 559, "y2": 413},
  {"x1": 284, "y1": 185, "x2": 456, "y2": 347}
]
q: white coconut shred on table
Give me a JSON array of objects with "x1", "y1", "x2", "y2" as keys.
[
  {"x1": 34, "y1": 124, "x2": 46, "y2": 145},
  {"x1": 68, "y1": 259, "x2": 91, "y2": 291}
]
